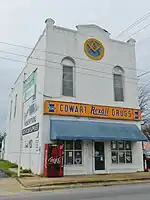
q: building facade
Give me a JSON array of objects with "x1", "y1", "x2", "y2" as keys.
[{"x1": 5, "y1": 18, "x2": 147, "y2": 175}]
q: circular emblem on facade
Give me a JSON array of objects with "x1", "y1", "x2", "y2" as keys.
[{"x1": 84, "y1": 38, "x2": 104, "y2": 60}]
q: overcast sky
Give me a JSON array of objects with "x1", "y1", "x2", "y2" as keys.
[{"x1": 0, "y1": 0, "x2": 150, "y2": 132}]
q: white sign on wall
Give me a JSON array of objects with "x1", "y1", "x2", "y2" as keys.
[
  {"x1": 23, "y1": 71, "x2": 36, "y2": 102},
  {"x1": 23, "y1": 97, "x2": 39, "y2": 128}
]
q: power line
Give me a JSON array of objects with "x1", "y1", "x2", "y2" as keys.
[
  {"x1": 0, "y1": 49, "x2": 147, "y2": 80},
  {"x1": 0, "y1": 49, "x2": 141, "y2": 80},
  {"x1": 137, "y1": 71, "x2": 150, "y2": 77},
  {"x1": 0, "y1": 55, "x2": 148, "y2": 85},
  {"x1": 124, "y1": 23, "x2": 150, "y2": 41},
  {"x1": 0, "y1": 41, "x2": 148, "y2": 82},
  {"x1": 115, "y1": 12, "x2": 150, "y2": 38},
  {"x1": 0, "y1": 40, "x2": 145, "y2": 73}
]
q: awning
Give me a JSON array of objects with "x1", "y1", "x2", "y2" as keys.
[{"x1": 50, "y1": 120, "x2": 147, "y2": 141}]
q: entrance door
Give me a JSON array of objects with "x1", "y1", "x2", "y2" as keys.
[{"x1": 94, "y1": 142, "x2": 105, "y2": 171}]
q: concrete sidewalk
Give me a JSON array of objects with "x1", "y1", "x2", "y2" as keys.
[
  {"x1": 1, "y1": 172, "x2": 150, "y2": 194},
  {"x1": 0, "y1": 178, "x2": 28, "y2": 196},
  {"x1": 18, "y1": 172, "x2": 150, "y2": 190}
]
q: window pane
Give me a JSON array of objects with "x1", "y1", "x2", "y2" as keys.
[
  {"x1": 63, "y1": 87, "x2": 73, "y2": 96},
  {"x1": 63, "y1": 66, "x2": 73, "y2": 81},
  {"x1": 115, "y1": 79, "x2": 122, "y2": 88},
  {"x1": 111, "y1": 141, "x2": 117, "y2": 150},
  {"x1": 74, "y1": 140, "x2": 82, "y2": 150},
  {"x1": 125, "y1": 141, "x2": 131, "y2": 150},
  {"x1": 63, "y1": 65, "x2": 73, "y2": 97},
  {"x1": 114, "y1": 75, "x2": 123, "y2": 88},
  {"x1": 63, "y1": 80, "x2": 73, "y2": 89},
  {"x1": 119, "y1": 151, "x2": 125, "y2": 163},
  {"x1": 66, "y1": 141, "x2": 73, "y2": 150},
  {"x1": 118, "y1": 141, "x2": 124, "y2": 150},
  {"x1": 112, "y1": 151, "x2": 118, "y2": 164},
  {"x1": 126, "y1": 151, "x2": 132, "y2": 163},
  {"x1": 114, "y1": 74, "x2": 124, "y2": 101},
  {"x1": 63, "y1": 72, "x2": 73, "y2": 80},
  {"x1": 63, "y1": 66, "x2": 73, "y2": 73},
  {"x1": 63, "y1": 80, "x2": 73, "y2": 96},
  {"x1": 65, "y1": 151, "x2": 73, "y2": 165},
  {"x1": 115, "y1": 88, "x2": 124, "y2": 101},
  {"x1": 74, "y1": 151, "x2": 82, "y2": 164}
]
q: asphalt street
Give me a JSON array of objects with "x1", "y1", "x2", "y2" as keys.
[{"x1": 0, "y1": 183, "x2": 150, "y2": 200}]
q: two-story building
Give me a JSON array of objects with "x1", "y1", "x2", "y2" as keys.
[{"x1": 4, "y1": 18, "x2": 147, "y2": 175}]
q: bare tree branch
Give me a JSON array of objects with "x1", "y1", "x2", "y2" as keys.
[
  {"x1": 138, "y1": 83, "x2": 150, "y2": 138},
  {"x1": 138, "y1": 83, "x2": 150, "y2": 126}
]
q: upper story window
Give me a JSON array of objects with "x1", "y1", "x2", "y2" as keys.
[
  {"x1": 113, "y1": 66, "x2": 124, "y2": 102},
  {"x1": 61, "y1": 57, "x2": 75, "y2": 97},
  {"x1": 14, "y1": 94, "x2": 17, "y2": 118}
]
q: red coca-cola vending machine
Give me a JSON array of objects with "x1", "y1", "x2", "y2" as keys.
[{"x1": 44, "y1": 143, "x2": 64, "y2": 177}]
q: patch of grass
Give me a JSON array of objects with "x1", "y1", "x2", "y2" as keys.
[
  {"x1": 4, "y1": 169, "x2": 17, "y2": 177},
  {"x1": 0, "y1": 160, "x2": 18, "y2": 177},
  {"x1": 0, "y1": 160, "x2": 18, "y2": 170}
]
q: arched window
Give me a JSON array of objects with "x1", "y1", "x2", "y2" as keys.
[
  {"x1": 113, "y1": 66, "x2": 124, "y2": 102},
  {"x1": 61, "y1": 57, "x2": 75, "y2": 97}
]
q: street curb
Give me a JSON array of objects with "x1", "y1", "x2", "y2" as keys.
[
  {"x1": 23, "y1": 179, "x2": 150, "y2": 192},
  {"x1": 18, "y1": 177, "x2": 150, "y2": 187}
]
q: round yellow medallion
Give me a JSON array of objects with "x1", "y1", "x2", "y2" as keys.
[{"x1": 84, "y1": 38, "x2": 105, "y2": 60}]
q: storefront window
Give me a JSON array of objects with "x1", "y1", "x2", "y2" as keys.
[
  {"x1": 63, "y1": 140, "x2": 83, "y2": 165},
  {"x1": 111, "y1": 151, "x2": 118, "y2": 164},
  {"x1": 119, "y1": 151, "x2": 125, "y2": 163},
  {"x1": 111, "y1": 141, "x2": 132, "y2": 164},
  {"x1": 66, "y1": 151, "x2": 73, "y2": 165},
  {"x1": 126, "y1": 151, "x2": 132, "y2": 163},
  {"x1": 66, "y1": 141, "x2": 73, "y2": 150}
]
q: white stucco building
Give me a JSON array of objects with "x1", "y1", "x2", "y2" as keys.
[{"x1": 5, "y1": 18, "x2": 147, "y2": 176}]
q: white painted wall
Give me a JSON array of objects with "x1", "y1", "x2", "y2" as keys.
[
  {"x1": 44, "y1": 18, "x2": 139, "y2": 109},
  {"x1": 5, "y1": 29, "x2": 46, "y2": 174}
]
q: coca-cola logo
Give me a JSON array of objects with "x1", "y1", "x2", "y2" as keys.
[{"x1": 48, "y1": 157, "x2": 60, "y2": 164}]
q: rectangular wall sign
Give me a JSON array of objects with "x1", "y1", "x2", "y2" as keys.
[{"x1": 43, "y1": 101, "x2": 141, "y2": 121}]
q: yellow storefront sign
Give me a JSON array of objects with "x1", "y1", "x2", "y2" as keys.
[{"x1": 44, "y1": 100, "x2": 141, "y2": 121}]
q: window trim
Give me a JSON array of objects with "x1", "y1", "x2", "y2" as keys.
[
  {"x1": 113, "y1": 66, "x2": 124, "y2": 102},
  {"x1": 61, "y1": 57, "x2": 75, "y2": 97},
  {"x1": 113, "y1": 74, "x2": 124, "y2": 102},
  {"x1": 111, "y1": 141, "x2": 132, "y2": 164},
  {"x1": 62, "y1": 65, "x2": 74, "y2": 97},
  {"x1": 63, "y1": 140, "x2": 83, "y2": 166}
]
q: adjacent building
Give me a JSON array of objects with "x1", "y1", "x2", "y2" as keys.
[{"x1": 4, "y1": 18, "x2": 147, "y2": 175}]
